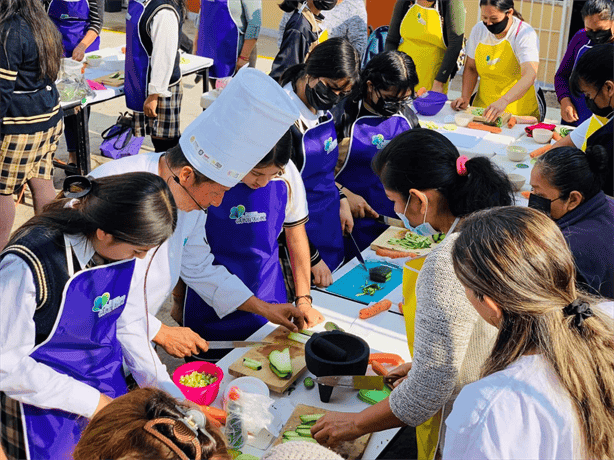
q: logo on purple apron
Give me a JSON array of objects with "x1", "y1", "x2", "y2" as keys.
[
  {"x1": 324, "y1": 137, "x2": 338, "y2": 154},
  {"x1": 371, "y1": 134, "x2": 390, "y2": 150},
  {"x1": 230, "y1": 204, "x2": 267, "y2": 224}
]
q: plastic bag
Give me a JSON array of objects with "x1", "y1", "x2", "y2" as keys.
[
  {"x1": 56, "y1": 75, "x2": 95, "y2": 103},
  {"x1": 224, "y1": 387, "x2": 275, "y2": 436}
]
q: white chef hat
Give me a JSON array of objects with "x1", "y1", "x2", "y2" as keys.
[{"x1": 179, "y1": 67, "x2": 300, "y2": 187}]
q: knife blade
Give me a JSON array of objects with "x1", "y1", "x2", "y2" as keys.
[
  {"x1": 375, "y1": 215, "x2": 404, "y2": 228},
  {"x1": 348, "y1": 232, "x2": 368, "y2": 272},
  {"x1": 313, "y1": 375, "x2": 394, "y2": 390},
  {"x1": 206, "y1": 341, "x2": 273, "y2": 349}
]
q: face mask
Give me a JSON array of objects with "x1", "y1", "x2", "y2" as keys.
[
  {"x1": 396, "y1": 195, "x2": 439, "y2": 236},
  {"x1": 585, "y1": 85, "x2": 614, "y2": 117},
  {"x1": 313, "y1": 0, "x2": 338, "y2": 11},
  {"x1": 528, "y1": 193, "x2": 563, "y2": 217},
  {"x1": 305, "y1": 79, "x2": 341, "y2": 111},
  {"x1": 485, "y1": 14, "x2": 509, "y2": 35},
  {"x1": 586, "y1": 28, "x2": 613, "y2": 44},
  {"x1": 372, "y1": 90, "x2": 405, "y2": 117}
]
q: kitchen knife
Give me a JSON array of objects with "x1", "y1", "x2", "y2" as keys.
[
  {"x1": 313, "y1": 375, "x2": 395, "y2": 390},
  {"x1": 375, "y1": 215, "x2": 404, "y2": 228},
  {"x1": 348, "y1": 232, "x2": 368, "y2": 272},
  {"x1": 206, "y1": 341, "x2": 273, "y2": 349}
]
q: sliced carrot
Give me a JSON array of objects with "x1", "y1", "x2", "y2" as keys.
[
  {"x1": 521, "y1": 191, "x2": 531, "y2": 199},
  {"x1": 530, "y1": 144, "x2": 553, "y2": 158},
  {"x1": 507, "y1": 117, "x2": 517, "y2": 129},
  {"x1": 552, "y1": 131, "x2": 562, "y2": 141},
  {"x1": 198, "y1": 405, "x2": 227, "y2": 425},
  {"x1": 369, "y1": 353, "x2": 404, "y2": 366},
  {"x1": 416, "y1": 87, "x2": 427, "y2": 97},
  {"x1": 467, "y1": 122, "x2": 502, "y2": 134},
  {"x1": 359, "y1": 299, "x2": 392, "y2": 319},
  {"x1": 376, "y1": 247, "x2": 418, "y2": 259}
]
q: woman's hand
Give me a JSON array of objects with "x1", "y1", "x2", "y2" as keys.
[
  {"x1": 344, "y1": 188, "x2": 378, "y2": 219},
  {"x1": 72, "y1": 43, "x2": 87, "y2": 62},
  {"x1": 312, "y1": 260, "x2": 333, "y2": 287},
  {"x1": 297, "y1": 303, "x2": 325, "y2": 328},
  {"x1": 386, "y1": 362, "x2": 413, "y2": 388},
  {"x1": 311, "y1": 412, "x2": 364, "y2": 447},
  {"x1": 451, "y1": 96, "x2": 470, "y2": 111},
  {"x1": 339, "y1": 197, "x2": 354, "y2": 235},
  {"x1": 560, "y1": 97, "x2": 579, "y2": 123},
  {"x1": 484, "y1": 97, "x2": 509, "y2": 122},
  {"x1": 92, "y1": 393, "x2": 113, "y2": 418},
  {"x1": 144, "y1": 94, "x2": 159, "y2": 118}
]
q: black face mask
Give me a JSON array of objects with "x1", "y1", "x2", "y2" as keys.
[
  {"x1": 485, "y1": 15, "x2": 509, "y2": 35},
  {"x1": 373, "y1": 97, "x2": 404, "y2": 117},
  {"x1": 585, "y1": 85, "x2": 614, "y2": 117},
  {"x1": 586, "y1": 28, "x2": 613, "y2": 44},
  {"x1": 528, "y1": 193, "x2": 562, "y2": 217},
  {"x1": 305, "y1": 79, "x2": 341, "y2": 110},
  {"x1": 313, "y1": 0, "x2": 337, "y2": 11}
]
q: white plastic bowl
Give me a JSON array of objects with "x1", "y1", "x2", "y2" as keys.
[
  {"x1": 454, "y1": 113, "x2": 473, "y2": 127},
  {"x1": 86, "y1": 54, "x2": 103, "y2": 67},
  {"x1": 506, "y1": 145, "x2": 527, "y2": 162},
  {"x1": 508, "y1": 173, "x2": 526, "y2": 191},
  {"x1": 532, "y1": 128, "x2": 553, "y2": 144},
  {"x1": 62, "y1": 58, "x2": 84, "y2": 77}
]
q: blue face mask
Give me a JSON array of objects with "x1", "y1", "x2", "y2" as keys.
[{"x1": 396, "y1": 195, "x2": 439, "y2": 236}]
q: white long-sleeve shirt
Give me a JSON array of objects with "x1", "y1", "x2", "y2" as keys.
[
  {"x1": 88, "y1": 152, "x2": 254, "y2": 341},
  {"x1": 148, "y1": 8, "x2": 180, "y2": 97},
  {"x1": 0, "y1": 234, "x2": 184, "y2": 419}
]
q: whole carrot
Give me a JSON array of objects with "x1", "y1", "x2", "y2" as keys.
[
  {"x1": 359, "y1": 299, "x2": 392, "y2": 319},
  {"x1": 530, "y1": 144, "x2": 553, "y2": 158},
  {"x1": 552, "y1": 131, "x2": 562, "y2": 141},
  {"x1": 467, "y1": 122, "x2": 502, "y2": 134}
]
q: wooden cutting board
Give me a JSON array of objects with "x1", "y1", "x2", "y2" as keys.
[
  {"x1": 94, "y1": 71, "x2": 124, "y2": 87},
  {"x1": 227, "y1": 326, "x2": 306, "y2": 394},
  {"x1": 370, "y1": 226, "x2": 442, "y2": 257},
  {"x1": 465, "y1": 106, "x2": 511, "y2": 127},
  {"x1": 273, "y1": 404, "x2": 371, "y2": 460}
]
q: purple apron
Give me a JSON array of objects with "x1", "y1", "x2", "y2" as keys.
[
  {"x1": 336, "y1": 113, "x2": 411, "y2": 254},
  {"x1": 20, "y1": 243, "x2": 134, "y2": 460},
  {"x1": 196, "y1": 0, "x2": 240, "y2": 79},
  {"x1": 566, "y1": 43, "x2": 593, "y2": 126},
  {"x1": 183, "y1": 180, "x2": 288, "y2": 351},
  {"x1": 125, "y1": 0, "x2": 149, "y2": 112},
  {"x1": 301, "y1": 113, "x2": 344, "y2": 271},
  {"x1": 48, "y1": 0, "x2": 100, "y2": 57}
]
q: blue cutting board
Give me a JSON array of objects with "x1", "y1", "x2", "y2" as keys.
[{"x1": 324, "y1": 261, "x2": 403, "y2": 305}]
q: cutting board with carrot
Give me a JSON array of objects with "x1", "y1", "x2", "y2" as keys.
[
  {"x1": 370, "y1": 227, "x2": 442, "y2": 258},
  {"x1": 273, "y1": 404, "x2": 372, "y2": 460},
  {"x1": 465, "y1": 106, "x2": 511, "y2": 127},
  {"x1": 227, "y1": 326, "x2": 306, "y2": 394},
  {"x1": 94, "y1": 71, "x2": 124, "y2": 87}
]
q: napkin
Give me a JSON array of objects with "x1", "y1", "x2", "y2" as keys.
[{"x1": 525, "y1": 123, "x2": 556, "y2": 136}]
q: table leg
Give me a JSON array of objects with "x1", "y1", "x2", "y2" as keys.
[
  {"x1": 201, "y1": 68, "x2": 209, "y2": 93},
  {"x1": 75, "y1": 105, "x2": 91, "y2": 175}
]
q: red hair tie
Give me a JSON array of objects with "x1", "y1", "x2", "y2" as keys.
[{"x1": 456, "y1": 155, "x2": 469, "y2": 176}]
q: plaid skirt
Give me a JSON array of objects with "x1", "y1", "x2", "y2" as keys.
[
  {"x1": 133, "y1": 81, "x2": 183, "y2": 139},
  {"x1": 0, "y1": 120, "x2": 63, "y2": 195},
  {"x1": 0, "y1": 393, "x2": 26, "y2": 460}
]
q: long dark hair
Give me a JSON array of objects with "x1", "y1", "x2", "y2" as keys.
[
  {"x1": 279, "y1": 37, "x2": 361, "y2": 89},
  {"x1": 0, "y1": 0, "x2": 63, "y2": 81},
  {"x1": 10, "y1": 173, "x2": 177, "y2": 247},
  {"x1": 358, "y1": 50, "x2": 418, "y2": 100},
  {"x1": 372, "y1": 129, "x2": 514, "y2": 216},
  {"x1": 570, "y1": 44, "x2": 614, "y2": 97},
  {"x1": 536, "y1": 145, "x2": 608, "y2": 202},
  {"x1": 479, "y1": 0, "x2": 524, "y2": 20},
  {"x1": 279, "y1": 0, "x2": 304, "y2": 13},
  {"x1": 581, "y1": 0, "x2": 614, "y2": 20}
]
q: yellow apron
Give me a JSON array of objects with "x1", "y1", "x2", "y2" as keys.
[
  {"x1": 581, "y1": 114, "x2": 609, "y2": 151},
  {"x1": 398, "y1": 3, "x2": 448, "y2": 93},
  {"x1": 473, "y1": 24, "x2": 540, "y2": 119}
]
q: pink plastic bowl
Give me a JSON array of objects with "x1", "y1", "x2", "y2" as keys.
[{"x1": 172, "y1": 361, "x2": 224, "y2": 405}]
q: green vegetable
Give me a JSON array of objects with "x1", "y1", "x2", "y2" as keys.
[
  {"x1": 432, "y1": 232, "x2": 445, "y2": 244},
  {"x1": 299, "y1": 329, "x2": 314, "y2": 336},
  {"x1": 179, "y1": 371, "x2": 217, "y2": 387},
  {"x1": 303, "y1": 377, "x2": 315, "y2": 389},
  {"x1": 242, "y1": 358, "x2": 262, "y2": 370},
  {"x1": 369, "y1": 266, "x2": 392, "y2": 283},
  {"x1": 324, "y1": 322, "x2": 344, "y2": 332},
  {"x1": 283, "y1": 430, "x2": 301, "y2": 438},
  {"x1": 287, "y1": 332, "x2": 310, "y2": 344},
  {"x1": 88, "y1": 55, "x2": 101, "y2": 59},
  {"x1": 388, "y1": 232, "x2": 433, "y2": 250},
  {"x1": 358, "y1": 388, "x2": 391, "y2": 405},
  {"x1": 297, "y1": 424, "x2": 313, "y2": 430},
  {"x1": 296, "y1": 427, "x2": 313, "y2": 437},
  {"x1": 235, "y1": 455, "x2": 259, "y2": 460},
  {"x1": 356, "y1": 281, "x2": 383, "y2": 297},
  {"x1": 282, "y1": 437, "x2": 318, "y2": 443},
  {"x1": 269, "y1": 348, "x2": 292, "y2": 379},
  {"x1": 299, "y1": 414, "x2": 324, "y2": 424},
  {"x1": 559, "y1": 127, "x2": 571, "y2": 137}
]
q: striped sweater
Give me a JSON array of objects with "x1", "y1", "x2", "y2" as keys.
[{"x1": 0, "y1": 15, "x2": 63, "y2": 136}]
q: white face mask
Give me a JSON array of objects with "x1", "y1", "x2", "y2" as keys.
[{"x1": 396, "y1": 194, "x2": 439, "y2": 236}]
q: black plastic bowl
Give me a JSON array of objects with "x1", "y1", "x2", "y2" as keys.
[{"x1": 305, "y1": 331, "x2": 370, "y2": 402}]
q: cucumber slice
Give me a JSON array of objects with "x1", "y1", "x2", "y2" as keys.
[
  {"x1": 269, "y1": 348, "x2": 292, "y2": 375},
  {"x1": 283, "y1": 430, "x2": 301, "y2": 438},
  {"x1": 303, "y1": 377, "x2": 315, "y2": 389},
  {"x1": 299, "y1": 414, "x2": 324, "y2": 424},
  {"x1": 287, "y1": 332, "x2": 310, "y2": 344},
  {"x1": 296, "y1": 424, "x2": 313, "y2": 430},
  {"x1": 242, "y1": 358, "x2": 262, "y2": 370},
  {"x1": 324, "y1": 321, "x2": 344, "y2": 332},
  {"x1": 298, "y1": 329, "x2": 314, "y2": 336},
  {"x1": 269, "y1": 363, "x2": 292, "y2": 380},
  {"x1": 282, "y1": 437, "x2": 318, "y2": 444},
  {"x1": 296, "y1": 428, "x2": 313, "y2": 437},
  {"x1": 235, "y1": 455, "x2": 259, "y2": 460}
]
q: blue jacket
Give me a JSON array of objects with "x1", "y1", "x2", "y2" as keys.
[{"x1": 557, "y1": 191, "x2": 614, "y2": 299}]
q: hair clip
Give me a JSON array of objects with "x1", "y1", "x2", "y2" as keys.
[
  {"x1": 144, "y1": 417, "x2": 200, "y2": 460},
  {"x1": 563, "y1": 299, "x2": 593, "y2": 328},
  {"x1": 63, "y1": 176, "x2": 93, "y2": 199},
  {"x1": 456, "y1": 155, "x2": 469, "y2": 176},
  {"x1": 175, "y1": 405, "x2": 217, "y2": 447}
]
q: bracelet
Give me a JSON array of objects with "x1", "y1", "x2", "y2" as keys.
[
  {"x1": 294, "y1": 295, "x2": 313, "y2": 305},
  {"x1": 238, "y1": 55, "x2": 249, "y2": 61}
]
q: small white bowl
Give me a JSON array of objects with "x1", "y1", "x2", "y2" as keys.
[
  {"x1": 86, "y1": 54, "x2": 103, "y2": 67},
  {"x1": 223, "y1": 376, "x2": 270, "y2": 400},
  {"x1": 508, "y1": 173, "x2": 526, "y2": 191},
  {"x1": 454, "y1": 113, "x2": 473, "y2": 127},
  {"x1": 532, "y1": 128, "x2": 553, "y2": 144},
  {"x1": 506, "y1": 145, "x2": 527, "y2": 162}
]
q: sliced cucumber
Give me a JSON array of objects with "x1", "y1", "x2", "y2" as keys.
[
  {"x1": 242, "y1": 358, "x2": 262, "y2": 370},
  {"x1": 298, "y1": 329, "x2": 314, "y2": 336},
  {"x1": 283, "y1": 430, "x2": 301, "y2": 438},
  {"x1": 296, "y1": 427, "x2": 313, "y2": 437},
  {"x1": 299, "y1": 414, "x2": 324, "y2": 424},
  {"x1": 269, "y1": 363, "x2": 292, "y2": 379},
  {"x1": 303, "y1": 377, "x2": 315, "y2": 389},
  {"x1": 324, "y1": 321, "x2": 344, "y2": 332},
  {"x1": 287, "y1": 332, "x2": 310, "y2": 344},
  {"x1": 235, "y1": 455, "x2": 259, "y2": 460},
  {"x1": 269, "y1": 347, "x2": 292, "y2": 378},
  {"x1": 282, "y1": 437, "x2": 318, "y2": 444},
  {"x1": 296, "y1": 424, "x2": 313, "y2": 430}
]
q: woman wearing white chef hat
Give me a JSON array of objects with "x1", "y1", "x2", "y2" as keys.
[{"x1": 89, "y1": 67, "x2": 304, "y2": 359}]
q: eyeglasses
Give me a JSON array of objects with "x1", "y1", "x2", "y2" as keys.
[
  {"x1": 376, "y1": 88, "x2": 412, "y2": 104},
  {"x1": 164, "y1": 153, "x2": 208, "y2": 214}
]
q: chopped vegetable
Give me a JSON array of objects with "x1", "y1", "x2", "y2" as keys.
[
  {"x1": 530, "y1": 144, "x2": 553, "y2": 158},
  {"x1": 299, "y1": 329, "x2": 315, "y2": 336},
  {"x1": 235, "y1": 454, "x2": 259, "y2": 460},
  {"x1": 288, "y1": 332, "x2": 310, "y2": 344},
  {"x1": 269, "y1": 348, "x2": 292, "y2": 379},
  {"x1": 432, "y1": 232, "x2": 445, "y2": 244},
  {"x1": 356, "y1": 282, "x2": 382, "y2": 297},
  {"x1": 388, "y1": 232, "x2": 433, "y2": 250},
  {"x1": 296, "y1": 427, "x2": 313, "y2": 437},
  {"x1": 558, "y1": 127, "x2": 571, "y2": 137},
  {"x1": 507, "y1": 116, "x2": 517, "y2": 129},
  {"x1": 300, "y1": 414, "x2": 324, "y2": 424},
  {"x1": 242, "y1": 358, "x2": 262, "y2": 370},
  {"x1": 283, "y1": 430, "x2": 301, "y2": 438},
  {"x1": 179, "y1": 371, "x2": 217, "y2": 387},
  {"x1": 296, "y1": 424, "x2": 313, "y2": 430},
  {"x1": 324, "y1": 322, "x2": 344, "y2": 332},
  {"x1": 304, "y1": 377, "x2": 315, "y2": 389},
  {"x1": 369, "y1": 265, "x2": 392, "y2": 283},
  {"x1": 421, "y1": 121, "x2": 439, "y2": 130},
  {"x1": 442, "y1": 123, "x2": 457, "y2": 131},
  {"x1": 359, "y1": 299, "x2": 392, "y2": 319},
  {"x1": 88, "y1": 55, "x2": 101, "y2": 59},
  {"x1": 467, "y1": 122, "x2": 502, "y2": 133}
]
